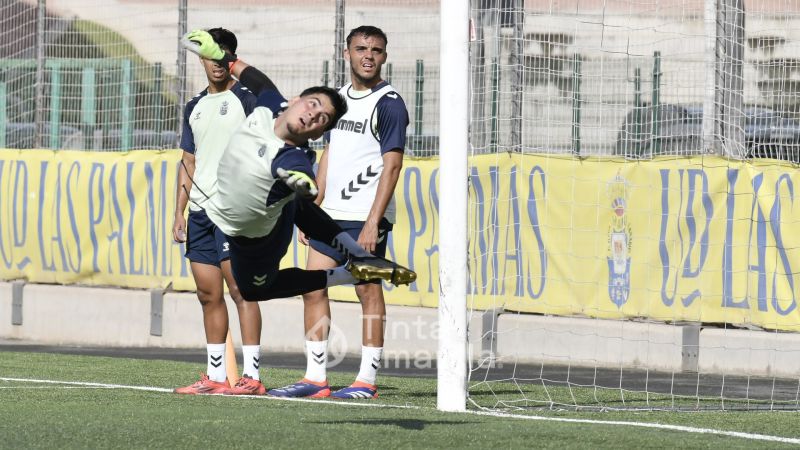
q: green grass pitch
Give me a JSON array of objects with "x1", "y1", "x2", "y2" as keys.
[{"x1": 1, "y1": 351, "x2": 799, "y2": 448}]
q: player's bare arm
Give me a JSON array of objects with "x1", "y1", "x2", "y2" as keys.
[
  {"x1": 172, "y1": 151, "x2": 196, "y2": 243},
  {"x1": 359, "y1": 149, "x2": 403, "y2": 253},
  {"x1": 298, "y1": 145, "x2": 329, "y2": 246}
]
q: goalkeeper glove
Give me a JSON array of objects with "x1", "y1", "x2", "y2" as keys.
[
  {"x1": 180, "y1": 29, "x2": 239, "y2": 71},
  {"x1": 276, "y1": 168, "x2": 318, "y2": 199}
]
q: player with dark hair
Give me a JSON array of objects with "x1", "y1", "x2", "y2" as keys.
[
  {"x1": 172, "y1": 27, "x2": 264, "y2": 396},
  {"x1": 270, "y1": 25, "x2": 409, "y2": 399},
  {"x1": 179, "y1": 32, "x2": 415, "y2": 377}
]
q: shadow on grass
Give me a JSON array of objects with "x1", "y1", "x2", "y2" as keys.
[{"x1": 309, "y1": 418, "x2": 475, "y2": 430}]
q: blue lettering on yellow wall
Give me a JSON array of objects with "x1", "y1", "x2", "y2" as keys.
[
  {"x1": 526, "y1": 166, "x2": 547, "y2": 299},
  {"x1": 501, "y1": 166, "x2": 524, "y2": 296},
  {"x1": 88, "y1": 163, "x2": 105, "y2": 273},
  {"x1": 52, "y1": 162, "x2": 70, "y2": 272},
  {"x1": 403, "y1": 167, "x2": 425, "y2": 293},
  {"x1": 37, "y1": 161, "x2": 56, "y2": 271},
  {"x1": 748, "y1": 173, "x2": 768, "y2": 311},
  {"x1": 108, "y1": 164, "x2": 126, "y2": 274},
  {"x1": 659, "y1": 169, "x2": 678, "y2": 306},
  {"x1": 0, "y1": 160, "x2": 10, "y2": 269},
  {"x1": 423, "y1": 168, "x2": 439, "y2": 294},
  {"x1": 769, "y1": 174, "x2": 796, "y2": 315},
  {"x1": 678, "y1": 169, "x2": 711, "y2": 306},
  {"x1": 488, "y1": 166, "x2": 500, "y2": 295},
  {"x1": 13, "y1": 160, "x2": 30, "y2": 270},
  {"x1": 722, "y1": 168, "x2": 748, "y2": 308},
  {"x1": 126, "y1": 162, "x2": 143, "y2": 275},
  {"x1": 65, "y1": 162, "x2": 82, "y2": 273},
  {"x1": 469, "y1": 166, "x2": 488, "y2": 294}
]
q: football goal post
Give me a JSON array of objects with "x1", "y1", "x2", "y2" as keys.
[{"x1": 439, "y1": 0, "x2": 800, "y2": 412}]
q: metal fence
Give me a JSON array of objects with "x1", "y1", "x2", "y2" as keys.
[{"x1": 2, "y1": 0, "x2": 800, "y2": 161}]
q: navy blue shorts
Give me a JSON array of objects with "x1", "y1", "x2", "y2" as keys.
[
  {"x1": 185, "y1": 209, "x2": 230, "y2": 266},
  {"x1": 309, "y1": 218, "x2": 393, "y2": 264},
  {"x1": 226, "y1": 207, "x2": 296, "y2": 300}
]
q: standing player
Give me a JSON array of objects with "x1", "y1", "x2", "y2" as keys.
[
  {"x1": 179, "y1": 31, "x2": 415, "y2": 317},
  {"x1": 172, "y1": 28, "x2": 266, "y2": 396},
  {"x1": 269, "y1": 26, "x2": 409, "y2": 400}
]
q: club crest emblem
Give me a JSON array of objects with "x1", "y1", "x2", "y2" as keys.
[
  {"x1": 607, "y1": 172, "x2": 632, "y2": 308},
  {"x1": 258, "y1": 145, "x2": 266, "y2": 157},
  {"x1": 220, "y1": 101, "x2": 229, "y2": 115}
]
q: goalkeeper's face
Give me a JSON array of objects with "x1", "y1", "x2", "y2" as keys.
[
  {"x1": 200, "y1": 55, "x2": 231, "y2": 84},
  {"x1": 283, "y1": 94, "x2": 335, "y2": 142}
]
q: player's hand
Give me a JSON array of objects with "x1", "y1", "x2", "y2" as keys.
[
  {"x1": 180, "y1": 30, "x2": 237, "y2": 68},
  {"x1": 277, "y1": 168, "x2": 318, "y2": 200},
  {"x1": 298, "y1": 230, "x2": 310, "y2": 246},
  {"x1": 173, "y1": 214, "x2": 187, "y2": 243},
  {"x1": 358, "y1": 222, "x2": 379, "y2": 253}
]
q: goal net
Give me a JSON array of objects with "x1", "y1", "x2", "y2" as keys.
[{"x1": 464, "y1": 0, "x2": 800, "y2": 411}]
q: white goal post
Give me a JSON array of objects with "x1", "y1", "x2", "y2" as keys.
[{"x1": 437, "y1": 0, "x2": 470, "y2": 412}]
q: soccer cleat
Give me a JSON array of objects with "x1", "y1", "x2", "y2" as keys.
[
  {"x1": 267, "y1": 379, "x2": 331, "y2": 398},
  {"x1": 225, "y1": 374, "x2": 266, "y2": 396},
  {"x1": 331, "y1": 381, "x2": 379, "y2": 399},
  {"x1": 346, "y1": 255, "x2": 417, "y2": 286},
  {"x1": 173, "y1": 373, "x2": 231, "y2": 395}
]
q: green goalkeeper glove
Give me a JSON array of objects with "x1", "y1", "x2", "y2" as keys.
[
  {"x1": 180, "y1": 29, "x2": 238, "y2": 70},
  {"x1": 276, "y1": 168, "x2": 319, "y2": 199}
]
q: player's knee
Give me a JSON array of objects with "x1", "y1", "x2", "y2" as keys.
[
  {"x1": 302, "y1": 288, "x2": 328, "y2": 303},
  {"x1": 196, "y1": 287, "x2": 223, "y2": 306},
  {"x1": 356, "y1": 285, "x2": 384, "y2": 307},
  {"x1": 227, "y1": 284, "x2": 246, "y2": 304}
]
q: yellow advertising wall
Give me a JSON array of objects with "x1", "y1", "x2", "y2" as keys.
[{"x1": 1, "y1": 149, "x2": 799, "y2": 331}]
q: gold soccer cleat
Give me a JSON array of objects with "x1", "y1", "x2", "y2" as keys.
[{"x1": 346, "y1": 255, "x2": 417, "y2": 286}]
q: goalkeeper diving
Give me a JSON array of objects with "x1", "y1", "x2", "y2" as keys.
[{"x1": 179, "y1": 29, "x2": 416, "y2": 302}]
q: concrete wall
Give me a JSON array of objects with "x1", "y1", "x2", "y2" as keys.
[{"x1": 2, "y1": 281, "x2": 799, "y2": 378}]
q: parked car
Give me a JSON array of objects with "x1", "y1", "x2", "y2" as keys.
[{"x1": 615, "y1": 104, "x2": 800, "y2": 162}]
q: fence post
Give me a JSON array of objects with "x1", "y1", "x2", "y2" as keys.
[
  {"x1": 0, "y1": 81, "x2": 6, "y2": 148},
  {"x1": 334, "y1": 0, "x2": 346, "y2": 88},
  {"x1": 509, "y1": 0, "x2": 524, "y2": 152},
  {"x1": 121, "y1": 59, "x2": 132, "y2": 151},
  {"x1": 153, "y1": 62, "x2": 163, "y2": 139},
  {"x1": 651, "y1": 51, "x2": 661, "y2": 155},
  {"x1": 49, "y1": 61, "x2": 62, "y2": 149},
  {"x1": 490, "y1": 57, "x2": 499, "y2": 153},
  {"x1": 34, "y1": 0, "x2": 46, "y2": 149},
  {"x1": 175, "y1": 0, "x2": 188, "y2": 149},
  {"x1": 571, "y1": 54, "x2": 582, "y2": 155},
  {"x1": 414, "y1": 59, "x2": 424, "y2": 138},
  {"x1": 81, "y1": 66, "x2": 96, "y2": 149}
]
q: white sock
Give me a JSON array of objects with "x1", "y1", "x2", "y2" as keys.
[
  {"x1": 325, "y1": 266, "x2": 357, "y2": 287},
  {"x1": 304, "y1": 340, "x2": 328, "y2": 383},
  {"x1": 206, "y1": 343, "x2": 226, "y2": 382},
  {"x1": 241, "y1": 345, "x2": 261, "y2": 380},
  {"x1": 355, "y1": 346, "x2": 383, "y2": 385},
  {"x1": 333, "y1": 232, "x2": 370, "y2": 258}
]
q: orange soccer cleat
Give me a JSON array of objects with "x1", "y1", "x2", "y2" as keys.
[
  {"x1": 225, "y1": 375, "x2": 267, "y2": 396},
  {"x1": 174, "y1": 373, "x2": 232, "y2": 395}
]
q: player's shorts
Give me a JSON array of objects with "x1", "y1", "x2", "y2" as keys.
[
  {"x1": 226, "y1": 202, "x2": 296, "y2": 301},
  {"x1": 185, "y1": 209, "x2": 230, "y2": 266},
  {"x1": 309, "y1": 218, "x2": 393, "y2": 285}
]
